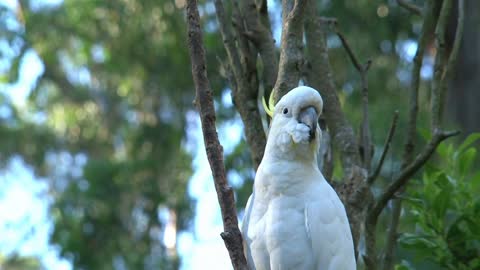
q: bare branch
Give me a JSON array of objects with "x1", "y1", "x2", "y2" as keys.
[
  {"x1": 239, "y1": 0, "x2": 278, "y2": 96},
  {"x1": 366, "y1": 129, "x2": 459, "y2": 270},
  {"x1": 214, "y1": 0, "x2": 243, "y2": 80},
  {"x1": 336, "y1": 26, "x2": 373, "y2": 170},
  {"x1": 381, "y1": 3, "x2": 440, "y2": 268},
  {"x1": 402, "y1": 0, "x2": 438, "y2": 168},
  {"x1": 397, "y1": 0, "x2": 423, "y2": 16},
  {"x1": 214, "y1": 0, "x2": 266, "y2": 169},
  {"x1": 272, "y1": 0, "x2": 308, "y2": 102},
  {"x1": 382, "y1": 198, "x2": 402, "y2": 270},
  {"x1": 185, "y1": 1, "x2": 248, "y2": 269},
  {"x1": 304, "y1": 9, "x2": 361, "y2": 175},
  {"x1": 431, "y1": 0, "x2": 453, "y2": 131},
  {"x1": 335, "y1": 30, "x2": 363, "y2": 72},
  {"x1": 370, "y1": 129, "x2": 460, "y2": 220},
  {"x1": 368, "y1": 111, "x2": 399, "y2": 184}
]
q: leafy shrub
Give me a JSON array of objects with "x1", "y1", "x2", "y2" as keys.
[{"x1": 398, "y1": 133, "x2": 480, "y2": 270}]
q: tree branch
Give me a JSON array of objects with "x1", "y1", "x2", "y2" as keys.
[
  {"x1": 397, "y1": 0, "x2": 423, "y2": 16},
  {"x1": 239, "y1": 0, "x2": 278, "y2": 97},
  {"x1": 382, "y1": 197, "x2": 402, "y2": 270},
  {"x1": 369, "y1": 129, "x2": 460, "y2": 221},
  {"x1": 304, "y1": 2, "x2": 367, "y2": 257},
  {"x1": 185, "y1": 1, "x2": 248, "y2": 269},
  {"x1": 214, "y1": 0, "x2": 266, "y2": 169},
  {"x1": 368, "y1": 111, "x2": 399, "y2": 184},
  {"x1": 304, "y1": 9, "x2": 361, "y2": 176},
  {"x1": 366, "y1": 129, "x2": 459, "y2": 270},
  {"x1": 335, "y1": 26, "x2": 373, "y2": 169},
  {"x1": 379, "y1": 1, "x2": 439, "y2": 267},
  {"x1": 272, "y1": 0, "x2": 308, "y2": 102},
  {"x1": 431, "y1": 0, "x2": 453, "y2": 131},
  {"x1": 335, "y1": 29, "x2": 364, "y2": 72}
]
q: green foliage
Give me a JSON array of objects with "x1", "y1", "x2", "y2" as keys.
[
  {"x1": 0, "y1": 254, "x2": 42, "y2": 270},
  {"x1": 399, "y1": 133, "x2": 480, "y2": 269},
  {"x1": 1, "y1": 0, "x2": 223, "y2": 269}
]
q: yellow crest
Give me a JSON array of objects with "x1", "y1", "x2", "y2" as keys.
[{"x1": 262, "y1": 91, "x2": 275, "y2": 118}]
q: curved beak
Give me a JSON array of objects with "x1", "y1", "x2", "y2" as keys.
[{"x1": 298, "y1": 106, "x2": 318, "y2": 141}]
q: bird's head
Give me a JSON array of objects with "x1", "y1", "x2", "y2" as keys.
[{"x1": 263, "y1": 86, "x2": 323, "y2": 162}]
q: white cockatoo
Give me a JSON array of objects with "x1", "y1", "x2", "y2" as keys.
[{"x1": 242, "y1": 86, "x2": 356, "y2": 270}]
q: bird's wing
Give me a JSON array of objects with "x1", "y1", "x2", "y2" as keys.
[
  {"x1": 241, "y1": 192, "x2": 256, "y2": 269},
  {"x1": 305, "y1": 182, "x2": 356, "y2": 270}
]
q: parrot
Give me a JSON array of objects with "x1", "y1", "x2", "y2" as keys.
[{"x1": 241, "y1": 86, "x2": 356, "y2": 270}]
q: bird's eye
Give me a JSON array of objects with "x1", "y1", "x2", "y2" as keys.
[{"x1": 283, "y1": 108, "x2": 289, "y2": 114}]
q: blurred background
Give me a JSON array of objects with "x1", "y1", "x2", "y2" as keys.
[{"x1": 0, "y1": 0, "x2": 479, "y2": 269}]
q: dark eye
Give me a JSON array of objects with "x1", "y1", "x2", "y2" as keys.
[{"x1": 283, "y1": 108, "x2": 289, "y2": 114}]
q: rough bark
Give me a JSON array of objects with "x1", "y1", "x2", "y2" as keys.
[
  {"x1": 272, "y1": 0, "x2": 308, "y2": 103},
  {"x1": 304, "y1": 2, "x2": 367, "y2": 255},
  {"x1": 214, "y1": 0, "x2": 266, "y2": 169},
  {"x1": 186, "y1": 1, "x2": 248, "y2": 269},
  {"x1": 239, "y1": 0, "x2": 278, "y2": 97}
]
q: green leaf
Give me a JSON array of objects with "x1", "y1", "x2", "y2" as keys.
[
  {"x1": 433, "y1": 188, "x2": 451, "y2": 220},
  {"x1": 418, "y1": 127, "x2": 432, "y2": 141},
  {"x1": 400, "y1": 233, "x2": 438, "y2": 249},
  {"x1": 458, "y1": 133, "x2": 480, "y2": 154},
  {"x1": 459, "y1": 148, "x2": 477, "y2": 177},
  {"x1": 471, "y1": 172, "x2": 480, "y2": 191},
  {"x1": 435, "y1": 173, "x2": 452, "y2": 189},
  {"x1": 401, "y1": 195, "x2": 424, "y2": 209}
]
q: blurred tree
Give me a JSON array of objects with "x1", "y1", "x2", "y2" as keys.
[
  {"x1": 0, "y1": 0, "x2": 226, "y2": 269},
  {"x1": 0, "y1": 254, "x2": 41, "y2": 270},
  {"x1": 449, "y1": 0, "x2": 480, "y2": 135}
]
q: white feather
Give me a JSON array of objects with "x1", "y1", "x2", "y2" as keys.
[{"x1": 242, "y1": 86, "x2": 356, "y2": 270}]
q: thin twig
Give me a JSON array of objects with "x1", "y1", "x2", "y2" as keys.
[
  {"x1": 365, "y1": 129, "x2": 459, "y2": 270},
  {"x1": 336, "y1": 26, "x2": 373, "y2": 169},
  {"x1": 368, "y1": 111, "x2": 399, "y2": 184},
  {"x1": 397, "y1": 0, "x2": 423, "y2": 16},
  {"x1": 383, "y1": 198, "x2": 402, "y2": 270},
  {"x1": 335, "y1": 30, "x2": 363, "y2": 72},
  {"x1": 304, "y1": 8, "x2": 361, "y2": 177},
  {"x1": 370, "y1": 129, "x2": 460, "y2": 220},
  {"x1": 185, "y1": 1, "x2": 248, "y2": 269},
  {"x1": 379, "y1": 2, "x2": 439, "y2": 268}
]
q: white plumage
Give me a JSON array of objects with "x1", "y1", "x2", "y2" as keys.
[{"x1": 242, "y1": 86, "x2": 356, "y2": 270}]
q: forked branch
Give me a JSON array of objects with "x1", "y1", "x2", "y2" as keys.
[
  {"x1": 370, "y1": 129, "x2": 460, "y2": 220},
  {"x1": 336, "y1": 26, "x2": 373, "y2": 169}
]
